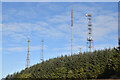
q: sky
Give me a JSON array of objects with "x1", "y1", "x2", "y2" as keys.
[
  {"x1": 1, "y1": 2, "x2": 118, "y2": 78},
  {"x1": 0, "y1": 2, "x2": 2, "y2": 80},
  {"x1": 1, "y1": 0, "x2": 119, "y2": 2}
]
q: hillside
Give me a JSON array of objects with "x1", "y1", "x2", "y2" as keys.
[{"x1": 5, "y1": 48, "x2": 120, "y2": 79}]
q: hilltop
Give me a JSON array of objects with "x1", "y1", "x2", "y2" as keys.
[{"x1": 5, "y1": 48, "x2": 120, "y2": 79}]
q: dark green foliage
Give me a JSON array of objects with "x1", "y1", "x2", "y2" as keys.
[{"x1": 5, "y1": 48, "x2": 120, "y2": 79}]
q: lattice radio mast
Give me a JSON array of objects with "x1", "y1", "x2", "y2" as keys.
[
  {"x1": 86, "y1": 14, "x2": 94, "y2": 53},
  {"x1": 41, "y1": 40, "x2": 44, "y2": 62},
  {"x1": 26, "y1": 37, "x2": 30, "y2": 68},
  {"x1": 71, "y1": 8, "x2": 73, "y2": 55}
]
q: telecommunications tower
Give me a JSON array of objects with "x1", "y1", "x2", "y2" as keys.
[
  {"x1": 71, "y1": 8, "x2": 73, "y2": 55},
  {"x1": 86, "y1": 14, "x2": 94, "y2": 53},
  {"x1": 41, "y1": 40, "x2": 44, "y2": 62},
  {"x1": 26, "y1": 37, "x2": 30, "y2": 68}
]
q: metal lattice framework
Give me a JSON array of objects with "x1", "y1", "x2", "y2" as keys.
[
  {"x1": 41, "y1": 40, "x2": 44, "y2": 62},
  {"x1": 86, "y1": 14, "x2": 94, "y2": 53},
  {"x1": 26, "y1": 37, "x2": 30, "y2": 68}
]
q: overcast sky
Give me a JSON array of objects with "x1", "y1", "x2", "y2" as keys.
[{"x1": 1, "y1": 2, "x2": 118, "y2": 78}]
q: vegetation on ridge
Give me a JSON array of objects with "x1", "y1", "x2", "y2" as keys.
[{"x1": 5, "y1": 48, "x2": 120, "y2": 79}]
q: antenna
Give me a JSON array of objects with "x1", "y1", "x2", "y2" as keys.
[
  {"x1": 78, "y1": 48, "x2": 81, "y2": 54},
  {"x1": 86, "y1": 14, "x2": 94, "y2": 53},
  {"x1": 41, "y1": 40, "x2": 44, "y2": 62},
  {"x1": 118, "y1": 2, "x2": 120, "y2": 50},
  {"x1": 26, "y1": 37, "x2": 30, "y2": 68},
  {"x1": 71, "y1": 8, "x2": 73, "y2": 55}
]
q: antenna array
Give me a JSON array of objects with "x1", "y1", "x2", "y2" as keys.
[{"x1": 86, "y1": 14, "x2": 94, "y2": 53}]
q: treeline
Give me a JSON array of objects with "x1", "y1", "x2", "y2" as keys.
[{"x1": 5, "y1": 48, "x2": 120, "y2": 79}]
